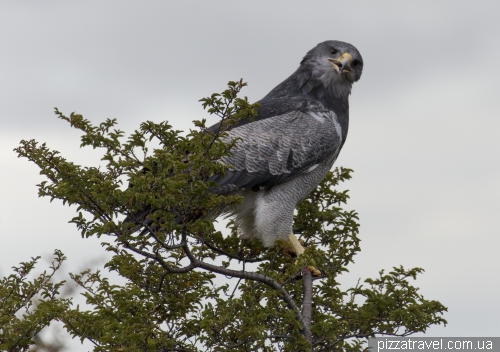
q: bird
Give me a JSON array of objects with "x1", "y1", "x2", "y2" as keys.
[
  {"x1": 126, "y1": 40, "x2": 363, "y2": 263},
  {"x1": 207, "y1": 40, "x2": 363, "y2": 256}
]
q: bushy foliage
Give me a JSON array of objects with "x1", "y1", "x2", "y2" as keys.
[
  {"x1": 6, "y1": 80, "x2": 447, "y2": 351},
  {"x1": 0, "y1": 251, "x2": 70, "y2": 351}
]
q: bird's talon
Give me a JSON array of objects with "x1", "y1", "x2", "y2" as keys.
[{"x1": 307, "y1": 266, "x2": 322, "y2": 277}]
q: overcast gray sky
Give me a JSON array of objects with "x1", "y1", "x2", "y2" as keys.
[{"x1": 1, "y1": 1, "x2": 499, "y2": 349}]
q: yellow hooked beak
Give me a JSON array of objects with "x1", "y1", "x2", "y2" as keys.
[{"x1": 328, "y1": 53, "x2": 353, "y2": 74}]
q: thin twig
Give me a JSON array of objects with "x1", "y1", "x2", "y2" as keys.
[
  {"x1": 203, "y1": 240, "x2": 263, "y2": 263},
  {"x1": 229, "y1": 259, "x2": 245, "y2": 299}
]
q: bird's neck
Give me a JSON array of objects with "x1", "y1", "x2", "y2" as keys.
[
  {"x1": 263, "y1": 68, "x2": 351, "y2": 142},
  {"x1": 266, "y1": 66, "x2": 351, "y2": 105}
]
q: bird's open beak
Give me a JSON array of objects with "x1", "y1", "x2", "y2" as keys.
[{"x1": 328, "y1": 53, "x2": 353, "y2": 74}]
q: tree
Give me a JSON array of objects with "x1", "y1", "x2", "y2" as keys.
[
  {"x1": 0, "y1": 250, "x2": 69, "y2": 351},
  {"x1": 7, "y1": 80, "x2": 447, "y2": 351}
]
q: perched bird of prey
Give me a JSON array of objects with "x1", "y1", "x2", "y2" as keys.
[
  {"x1": 208, "y1": 40, "x2": 363, "y2": 254},
  {"x1": 127, "y1": 41, "x2": 363, "y2": 258}
]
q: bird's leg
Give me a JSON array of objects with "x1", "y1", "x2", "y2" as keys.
[
  {"x1": 287, "y1": 233, "x2": 321, "y2": 277},
  {"x1": 288, "y1": 233, "x2": 305, "y2": 256}
]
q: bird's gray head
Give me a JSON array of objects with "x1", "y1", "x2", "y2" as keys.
[{"x1": 299, "y1": 40, "x2": 363, "y2": 97}]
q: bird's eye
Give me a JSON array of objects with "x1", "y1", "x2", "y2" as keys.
[
  {"x1": 352, "y1": 60, "x2": 362, "y2": 67},
  {"x1": 330, "y1": 48, "x2": 338, "y2": 55}
]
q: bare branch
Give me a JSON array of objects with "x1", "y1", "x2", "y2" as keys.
[
  {"x1": 229, "y1": 259, "x2": 245, "y2": 299},
  {"x1": 301, "y1": 267, "x2": 313, "y2": 348}
]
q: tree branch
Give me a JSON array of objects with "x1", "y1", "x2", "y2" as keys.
[
  {"x1": 120, "y1": 237, "x2": 196, "y2": 274},
  {"x1": 301, "y1": 267, "x2": 313, "y2": 348},
  {"x1": 203, "y1": 239, "x2": 264, "y2": 263},
  {"x1": 179, "y1": 227, "x2": 313, "y2": 340}
]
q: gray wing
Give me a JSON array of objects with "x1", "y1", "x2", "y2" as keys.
[{"x1": 211, "y1": 109, "x2": 343, "y2": 194}]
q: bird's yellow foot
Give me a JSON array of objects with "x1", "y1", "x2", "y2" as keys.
[
  {"x1": 287, "y1": 233, "x2": 321, "y2": 277},
  {"x1": 284, "y1": 237, "x2": 304, "y2": 257},
  {"x1": 307, "y1": 266, "x2": 322, "y2": 277}
]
